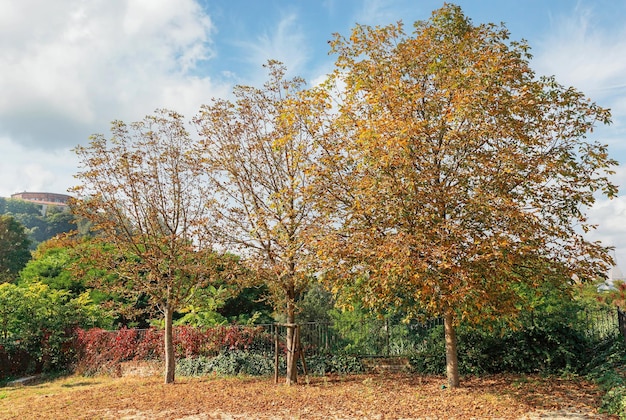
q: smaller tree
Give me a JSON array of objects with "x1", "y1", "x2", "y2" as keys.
[
  {"x1": 0, "y1": 214, "x2": 31, "y2": 282},
  {"x1": 0, "y1": 198, "x2": 41, "y2": 216},
  {"x1": 42, "y1": 209, "x2": 77, "y2": 241},
  {"x1": 194, "y1": 62, "x2": 323, "y2": 384},
  {"x1": 71, "y1": 109, "x2": 235, "y2": 383},
  {"x1": 0, "y1": 282, "x2": 22, "y2": 340},
  {"x1": 19, "y1": 239, "x2": 84, "y2": 295},
  {"x1": 0, "y1": 281, "x2": 107, "y2": 374}
]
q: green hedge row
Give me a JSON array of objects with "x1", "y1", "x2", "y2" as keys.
[
  {"x1": 176, "y1": 351, "x2": 364, "y2": 377},
  {"x1": 411, "y1": 321, "x2": 591, "y2": 376}
]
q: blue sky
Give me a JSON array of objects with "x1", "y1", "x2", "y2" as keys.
[{"x1": 1, "y1": 0, "x2": 626, "y2": 265}]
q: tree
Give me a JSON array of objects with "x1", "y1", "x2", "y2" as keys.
[
  {"x1": 312, "y1": 4, "x2": 617, "y2": 388},
  {"x1": 0, "y1": 197, "x2": 78, "y2": 250},
  {"x1": 42, "y1": 208, "x2": 77, "y2": 241},
  {"x1": 0, "y1": 197, "x2": 41, "y2": 216},
  {"x1": 0, "y1": 281, "x2": 22, "y2": 340},
  {"x1": 19, "y1": 239, "x2": 84, "y2": 295},
  {"x1": 194, "y1": 61, "x2": 322, "y2": 384},
  {"x1": 0, "y1": 214, "x2": 31, "y2": 282},
  {"x1": 71, "y1": 109, "x2": 234, "y2": 383},
  {"x1": 0, "y1": 281, "x2": 106, "y2": 373}
]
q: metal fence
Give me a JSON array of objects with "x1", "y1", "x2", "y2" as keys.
[
  {"x1": 95, "y1": 309, "x2": 626, "y2": 356},
  {"x1": 68, "y1": 307, "x2": 624, "y2": 362},
  {"x1": 618, "y1": 308, "x2": 626, "y2": 341},
  {"x1": 263, "y1": 308, "x2": 620, "y2": 358},
  {"x1": 580, "y1": 307, "x2": 619, "y2": 342},
  {"x1": 4, "y1": 307, "x2": 621, "y2": 380},
  {"x1": 250, "y1": 317, "x2": 446, "y2": 358}
]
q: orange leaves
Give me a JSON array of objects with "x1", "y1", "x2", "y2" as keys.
[
  {"x1": 72, "y1": 109, "x2": 229, "y2": 306},
  {"x1": 1, "y1": 373, "x2": 612, "y2": 419},
  {"x1": 193, "y1": 62, "x2": 322, "y2": 328},
  {"x1": 68, "y1": 2, "x2": 617, "y2": 389},
  {"x1": 313, "y1": 3, "x2": 616, "y2": 331}
]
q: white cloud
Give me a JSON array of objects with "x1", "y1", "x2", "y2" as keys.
[
  {"x1": 533, "y1": 5, "x2": 626, "y2": 94},
  {"x1": 0, "y1": 137, "x2": 78, "y2": 197},
  {"x1": 531, "y1": 2, "x2": 626, "y2": 156},
  {"x1": 353, "y1": 0, "x2": 403, "y2": 26},
  {"x1": 532, "y1": 4, "x2": 626, "y2": 143},
  {"x1": 582, "y1": 163, "x2": 626, "y2": 265},
  {"x1": 234, "y1": 12, "x2": 310, "y2": 82},
  {"x1": 586, "y1": 195, "x2": 626, "y2": 265},
  {"x1": 532, "y1": 4, "x2": 626, "y2": 265},
  {"x1": 0, "y1": 0, "x2": 223, "y2": 152}
]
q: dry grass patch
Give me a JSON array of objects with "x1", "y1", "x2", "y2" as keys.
[{"x1": 0, "y1": 373, "x2": 617, "y2": 419}]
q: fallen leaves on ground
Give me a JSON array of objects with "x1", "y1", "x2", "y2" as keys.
[{"x1": 0, "y1": 373, "x2": 617, "y2": 419}]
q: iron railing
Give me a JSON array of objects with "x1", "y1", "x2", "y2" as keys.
[{"x1": 618, "y1": 307, "x2": 626, "y2": 341}]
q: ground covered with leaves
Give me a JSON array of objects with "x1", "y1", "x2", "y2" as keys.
[{"x1": 0, "y1": 373, "x2": 617, "y2": 419}]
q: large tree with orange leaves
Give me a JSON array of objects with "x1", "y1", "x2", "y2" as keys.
[{"x1": 312, "y1": 4, "x2": 617, "y2": 388}]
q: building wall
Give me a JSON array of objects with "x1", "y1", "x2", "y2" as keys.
[
  {"x1": 10, "y1": 191, "x2": 72, "y2": 215},
  {"x1": 11, "y1": 192, "x2": 71, "y2": 204}
]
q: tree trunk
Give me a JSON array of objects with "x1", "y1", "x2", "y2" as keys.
[
  {"x1": 285, "y1": 287, "x2": 298, "y2": 385},
  {"x1": 444, "y1": 309, "x2": 460, "y2": 388},
  {"x1": 164, "y1": 305, "x2": 175, "y2": 384}
]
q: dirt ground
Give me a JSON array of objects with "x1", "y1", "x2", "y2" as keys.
[{"x1": 0, "y1": 373, "x2": 618, "y2": 419}]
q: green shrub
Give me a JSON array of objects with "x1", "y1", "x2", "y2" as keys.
[
  {"x1": 177, "y1": 351, "x2": 276, "y2": 377},
  {"x1": 176, "y1": 356, "x2": 214, "y2": 376},
  {"x1": 176, "y1": 351, "x2": 364, "y2": 378},
  {"x1": 0, "y1": 282, "x2": 107, "y2": 378},
  {"x1": 601, "y1": 386, "x2": 626, "y2": 418},
  {"x1": 407, "y1": 312, "x2": 593, "y2": 376},
  {"x1": 306, "y1": 354, "x2": 363, "y2": 375},
  {"x1": 408, "y1": 325, "x2": 446, "y2": 375},
  {"x1": 457, "y1": 318, "x2": 590, "y2": 375},
  {"x1": 585, "y1": 335, "x2": 626, "y2": 418}
]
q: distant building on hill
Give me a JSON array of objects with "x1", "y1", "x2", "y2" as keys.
[
  {"x1": 598, "y1": 263, "x2": 626, "y2": 292},
  {"x1": 10, "y1": 191, "x2": 72, "y2": 216}
]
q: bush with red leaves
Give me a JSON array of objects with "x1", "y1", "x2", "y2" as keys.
[{"x1": 74, "y1": 325, "x2": 270, "y2": 376}]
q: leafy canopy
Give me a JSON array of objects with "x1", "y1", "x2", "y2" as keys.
[
  {"x1": 0, "y1": 214, "x2": 31, "y2": 282},
  {"x1": 71, "y1": 109, "x2": 238, "y2": 383},
  {"x1": 194, "y1": 61, "x2": 326, "y2": 385},
  {"x1": 313, "y1": 4, "x2": 617, "y2": 325}
]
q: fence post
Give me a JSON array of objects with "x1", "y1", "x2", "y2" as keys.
[
  {"x1": 274, "y1": 324, "x2": 279, "y2": 384},
  {"x1": 385, "y1": 318, "x2": 390, "y2": 357},
  {"x1": 618, "y1": 307, "x2": 626, "y2": 341},
  {"x1": 295, "y1": 324, "x2": 308, "y2": 376}
]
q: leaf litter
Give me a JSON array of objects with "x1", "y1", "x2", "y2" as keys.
[{"x1": 0, "y1": 373, "x2": 617, "y2": 419}]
